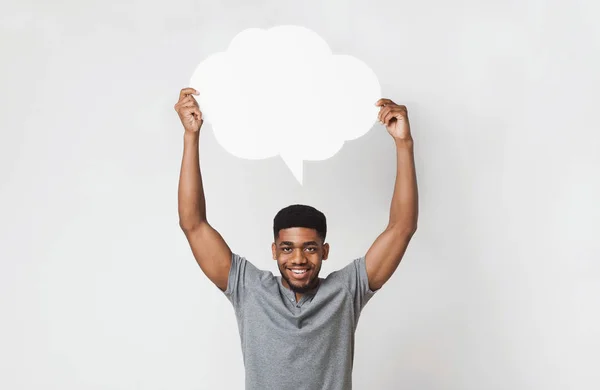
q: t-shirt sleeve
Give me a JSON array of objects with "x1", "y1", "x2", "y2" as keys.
[
  {"x1": 328, "y1": 256, "x2": 378, "y2": 315},
  {"x1": 223, "y1": 252, "x2": 262, "y2": 308}
]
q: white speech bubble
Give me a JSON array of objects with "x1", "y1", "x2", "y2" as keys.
[{"x1": 190, "y1": 25, "x2": 381, "y2": 184}]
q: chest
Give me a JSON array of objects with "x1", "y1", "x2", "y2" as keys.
[{"x1": 241, "y1": 284, "x2": 354, "y2": 334}]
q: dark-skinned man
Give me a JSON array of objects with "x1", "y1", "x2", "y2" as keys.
[{"x1": 175, "y1": 87, "x2": 418, "y2": 390}]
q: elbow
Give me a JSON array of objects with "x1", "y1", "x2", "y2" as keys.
[
  {"x1": 179, "y1": 221, "x2": 193, "y2": 232},
  {"x1": 387, "y1": 223, "x2": 417, "y2": 237},
  {"x1": 404, "y1": 226, "x2": 418, "y2": 238},
  {"x1": 179, "y1": 221, "x2": 189, "y2": 231},
  {"x1": 179, "y1": 219, "x2": 207, "y2": 232}
]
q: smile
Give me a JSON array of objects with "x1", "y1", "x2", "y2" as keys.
[{"x1": 288, "y1": 268, "x2": 310, "y2": 279}]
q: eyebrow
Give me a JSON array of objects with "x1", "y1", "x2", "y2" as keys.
[{"x1": 279, "y1": 241, "x2": 320, "y2": 247}]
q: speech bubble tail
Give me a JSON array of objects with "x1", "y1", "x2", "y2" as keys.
[{"x1": 281, "y1": 154, "x2": 304, "y2": 185}]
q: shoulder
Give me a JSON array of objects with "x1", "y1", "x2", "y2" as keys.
[
  {"x1": 325, "y1": 257, "x2": 365, "y2": 280},
  {"x1": 230, "y1": 253, "x2": 277, "y2": 286},
  {"x1": 324, "y1": 257, "x2": 365, "y2": 288}
]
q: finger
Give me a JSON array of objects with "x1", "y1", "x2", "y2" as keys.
[
  {"x1": 182, "y1": 106, "x2": 202, "y2": 117},
  {"x1": 176, "y1": 106, "x2": 196, "y2": 121},
  {"x1": 192, "y1": 107, "x2": 202, "y2": 120},
  {"x1": 179, "y1": 95, "x2": 194, "y2": 104},
  {"x1": 378, "y1": 106, "x2": 392, "y2": 123},
  {"x1": 383, "y1": 110, "x2": 399, "y2": 125},
  {"x1": 179, "y1": 100, "x2": 199, "y2": 109},
  {"x1": 376, "y1": 98, "x2": 395, "y2": 107},
  {"x1": 174, "y1": 96, "x2": 199, "y2": 111},
  {"x1": 180, "y1": 96, "x2": 199, "y2": 108},
  {"x1": 384, "y1": 108, "x2": 405, "y2": 125},
  {"x1": 178, "y1": 88, "x2": 199, "y2": 102},
  {"x1": 180, "y1": 104, "x2": 200, "y2": 116},
  {"x1": 377, "y1": 106, "x2": 386, "y2": 123}
]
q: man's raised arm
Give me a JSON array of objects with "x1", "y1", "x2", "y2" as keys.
[
  {"x1": 365, "y1": 99, "x2": 419, "y2": 291},
  {"x1": 175, "y1": 88, "x2": 232, "y2": 292}
]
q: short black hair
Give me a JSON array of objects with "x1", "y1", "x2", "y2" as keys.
[{"x1": 273, "y1": 204, "x2": 327, "y2": 242}]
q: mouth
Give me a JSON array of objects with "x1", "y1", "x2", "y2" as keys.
[{"x1": 288, "y1": 268, "x2": 310, "y2": 281}]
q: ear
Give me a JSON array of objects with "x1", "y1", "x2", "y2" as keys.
[
  {"x1": 271, "y1": 242, "x2": 277, "y2": 260},
  {"x1": 322, "y1": 243, "x2": 330, "y2": 260}
]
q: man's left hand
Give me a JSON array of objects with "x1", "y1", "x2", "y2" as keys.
[{"x1": 376, "y1": 99, "x2": 411, "y2": 141}]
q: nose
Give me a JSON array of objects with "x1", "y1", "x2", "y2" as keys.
[{"x1": 290, "y1": 248, "x2": 308, "y2": 264}]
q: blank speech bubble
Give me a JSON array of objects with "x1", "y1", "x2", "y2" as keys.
[{"x1": 190, "y1": 25, "x2": 381, "y2": 184}]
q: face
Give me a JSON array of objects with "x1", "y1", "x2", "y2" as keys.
[{"x1": 272, "y1": 227, "x2": 329, "y2": 294}]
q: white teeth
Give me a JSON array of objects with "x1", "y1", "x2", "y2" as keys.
[{"x1": 292, "y1": 269, "x2": 307, "y2": 274}]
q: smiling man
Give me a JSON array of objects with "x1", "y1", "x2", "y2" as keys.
[{"x1": 175, "y1": 87, "x2": 419, "y2": 390}]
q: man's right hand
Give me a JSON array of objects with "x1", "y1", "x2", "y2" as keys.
[{"x1": 174, "y1": 88, "x2": 203, "y2": 133}]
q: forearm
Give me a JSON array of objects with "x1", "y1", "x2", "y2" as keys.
[
  {"x1": 388, "y1": 138, "x2": 418, "y2": 231},
  {"x1": 178, "y1": 131, "x2": 207, "y2": 229}
]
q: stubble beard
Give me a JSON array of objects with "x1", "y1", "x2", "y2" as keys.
[{"x1": 280, "y1": 266, "x2": 321, "y2": 294}]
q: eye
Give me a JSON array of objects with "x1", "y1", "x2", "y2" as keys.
[
  {"x1": 282, "y1": 247, "x2": 292, "y2": 253},
  {"x1": 305, "y1": 247, "x2": 317, "y2": 252}
]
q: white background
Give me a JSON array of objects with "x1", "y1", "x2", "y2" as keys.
[{"x1": 1, "y1": 0, "x2": 599, "y2": 389}]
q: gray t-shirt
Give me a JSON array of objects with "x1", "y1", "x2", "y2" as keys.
[{"x1": 223, "y1": 253, "x2": 377, "y2": 390}]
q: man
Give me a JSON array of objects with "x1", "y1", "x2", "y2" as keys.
[{"x1": 175, "y1": 87, "x2": 418, "y2": 390}]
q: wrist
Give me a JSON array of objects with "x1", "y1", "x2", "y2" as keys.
[
  {"x1": 184, "y1": 130, "x2": 200, "y2": 140},
  {"x1": 394, "y1": 137, "x2": 414, "y2": 148}
]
